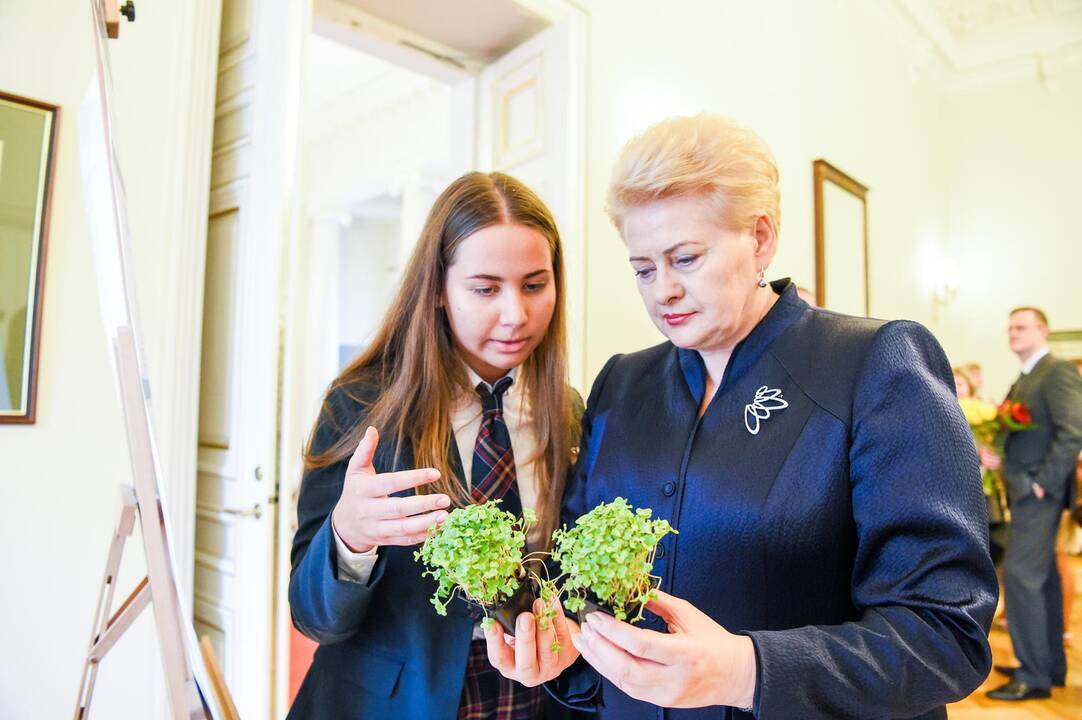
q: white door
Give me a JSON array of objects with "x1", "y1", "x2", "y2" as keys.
[
  {"x1": 477, "y1": 15, "x2": 587, "y2": 390},
  {"x1": 194, "y1": 0, "x2": 306, "y2": 717}
]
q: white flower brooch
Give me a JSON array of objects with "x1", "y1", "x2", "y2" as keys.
[{"x1": 744, "y1": 386, "x2": 789, "y2": 435}]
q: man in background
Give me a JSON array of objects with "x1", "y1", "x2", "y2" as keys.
[{"x1": 984, "y1": 307, "x2": 1082, "y2": 701}]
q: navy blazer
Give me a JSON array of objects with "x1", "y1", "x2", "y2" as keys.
[
  {"x1": 551, "y1": 281, "x2": 997, "y2": 719},
  {"x1": 287, "y1": 382, "x2": 581, "y2": 720}
]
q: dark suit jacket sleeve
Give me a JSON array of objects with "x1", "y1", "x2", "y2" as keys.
[
  {"x1": 1032, "y1": 361, "x2": 1082, "y2": 499},
  {"x1": 745, "y1": 321, "x2": 997, "y2": 719},
  {"x1": 543, "y1": 355, "x2": 623, "y2": 712},
  {"x1": 288, "y1": 388, "x2": 389, "y2": 644}
]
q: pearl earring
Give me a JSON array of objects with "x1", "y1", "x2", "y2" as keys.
[{"x1": 758, "y1": 266, "x2": 768, "y2": 288}]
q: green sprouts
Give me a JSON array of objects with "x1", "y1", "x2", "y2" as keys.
[
  {"x1": 415, "y1": 497, "x2": 676, "y2": 633},
  {"x1": 551, "y1": 497, "x2": 676, "y2": 623},
  {"x1": 414, "y1": 501, "x2": 558, "y2": 637}
]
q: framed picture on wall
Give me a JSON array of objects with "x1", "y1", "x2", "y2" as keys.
[
  {"x1": 0, "y1": 91, "x2": 59, "y2": 424},
  {"x1": 1049, "y1": 330, "x2": 1082, "y2": 365},
  {"x1": 813, "y1": 159, "x2": 869, "y2": 317}
]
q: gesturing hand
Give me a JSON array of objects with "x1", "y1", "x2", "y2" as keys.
[
  {"x1": 331, "y1": 426, "x2": 450, "y2": 553},
  {"x1": 571, "y1": 590, "x2": 757, "y2": 709},
  {"x1": 485, "y1": 598, "x2": 581, "y2": 687}
]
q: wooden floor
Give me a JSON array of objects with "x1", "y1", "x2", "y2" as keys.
[{"x1": 949, "y1": 555, "x2": 1082, "y2": 718}]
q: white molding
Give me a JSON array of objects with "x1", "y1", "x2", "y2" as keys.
[
  {"x1": 513, "y1": 0, "x2": 578, "y2": 23},
  {"x1": 131, "y1": 2, "x2": 223, "y2": 717},
  {"x1": 562, "y1": 2, "x2": 588, "y2": 389},
  {"x1": 260, "y1": 2, "x2": 313, "y2": 717},
  {"x1": 312, "y1": 0, "x2": 480, "y2": 81},
  {"x1": 893, "y1": 0, "x2": 1082, "y2": 91},
  {"x1": 929, "y1": 40, "x2": 1082, "y2": 93},
  {"x1": 166, "y1": 0, "x2": 224, "y2": 614}
]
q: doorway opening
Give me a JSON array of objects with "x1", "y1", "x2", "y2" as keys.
[{"x1": 271, "y1": 0, "x2": 587, "y2": 715}]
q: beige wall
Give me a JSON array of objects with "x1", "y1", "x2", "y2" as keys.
[
  {"x1": 939, "y1": 65, "x2": 1082, "y2": 400},
  {"x1": 0, "y1": 2, "x2": 216, "y2": 717},
  {"x1": 576, "y1": 0, "x2": 1079, "y2": 401},
  {"x1": 578, "y1": 0, "x2": 950, "y2": 384}
]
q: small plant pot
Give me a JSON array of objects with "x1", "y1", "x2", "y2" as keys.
[
  {"x1": 465, "y1": 580, "x2": 537, "y2": 634},
  {"x1": 574, "y1": 596, "x2": 645, "y2": 626}
]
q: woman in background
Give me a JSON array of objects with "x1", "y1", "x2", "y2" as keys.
[
  {"x1": 955, "y1": 364, "x2": 1009, "y2": 563},
  {"x1": 954, "y1": 366, "x2": 976, "y2": 399},
  {"x1": 963, "y1": 362, "x2": 986, "y2": 399}
]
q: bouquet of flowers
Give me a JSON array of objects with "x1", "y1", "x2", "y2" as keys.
[
  {"x1": 959, "y1": 397, "x2": 1033, "y2": 444},
  {"x1": 958, "y1": 397, "x2": 1034, "y2": 501}
]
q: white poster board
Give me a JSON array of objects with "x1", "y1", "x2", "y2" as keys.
[{"x1": 75, "y1": 1, "x2": 223, "y2": 717}]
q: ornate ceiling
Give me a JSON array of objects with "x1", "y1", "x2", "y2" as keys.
[{"x1": 896, "y1": 0, "x2": 1082, "y2": 89}]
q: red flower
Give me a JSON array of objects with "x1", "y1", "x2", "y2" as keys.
[{"x1": 1011, "y1": 402, "x2": 1032, "y2": 425}]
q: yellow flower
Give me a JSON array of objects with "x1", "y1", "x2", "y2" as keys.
[{"x1": 959, "y1": 397, "x2": 997, "y2": 426}]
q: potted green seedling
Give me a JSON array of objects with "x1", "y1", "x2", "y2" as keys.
[
  {"x1": 415, "y1": 501, "x2": 560, "y2": 641},
  {"x1": 551, "y1": 497, "x2": 676, "y2": 624}
]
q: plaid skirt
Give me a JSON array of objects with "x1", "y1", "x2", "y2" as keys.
[{"x1": 458, "y1": 638, "x2": 544, "y2": 720}]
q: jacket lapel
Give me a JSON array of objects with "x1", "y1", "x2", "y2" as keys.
[{"x1": 1011, "y1": 354, "x2": 1052, "y2": 404}]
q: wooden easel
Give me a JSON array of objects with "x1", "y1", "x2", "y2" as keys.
[
  {"x1": 101, "y1": 0, "x2": 134, "y2": 40},
  {"x1": 74, "y1": 1, "x2": 236, "y2": 717},
  {"x1": 73, "y1": 332, "x2": 215, "y2": 720}
]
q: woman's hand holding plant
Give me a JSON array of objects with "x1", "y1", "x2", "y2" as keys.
[
  {"x1": 484, "y1": 597, "x2": 582, "y2": 687},
  {"x1": 572, "y1": 590, "x2": 757, "y2": 709}
]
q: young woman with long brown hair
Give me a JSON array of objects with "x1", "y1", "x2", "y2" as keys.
[{"x1": 287, "y1": 172, "x2": 584, "y2": 719}]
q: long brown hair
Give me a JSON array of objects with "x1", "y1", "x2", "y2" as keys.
[{"x1": 304, "y1": 171, "x2": 577, "y2": 544}]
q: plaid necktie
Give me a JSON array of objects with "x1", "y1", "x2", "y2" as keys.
[{"x1": 470, "y1": 376, "x2": 522, "y2": 518}]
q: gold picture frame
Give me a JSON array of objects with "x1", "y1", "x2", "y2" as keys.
[
  {"x1": 813, "y1": 159, "x2": 869, "y2": 317},
  {"x1": 0, "y1": 91, "x2": 59, "y2": 424},
  {"x1": 1049, "y1": 330, "x2": 1082, "y2": 364}
]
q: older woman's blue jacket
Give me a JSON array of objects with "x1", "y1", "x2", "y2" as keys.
[{"x1": 547, "y1": 280, "x2": 996, "y2": 719}]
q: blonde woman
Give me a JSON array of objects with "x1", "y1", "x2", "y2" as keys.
[{"x1": 499, "y1": 116, "x2": 996, "y2": 719}]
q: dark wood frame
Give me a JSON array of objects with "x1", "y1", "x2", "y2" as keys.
[
  {"x1": 813, "y1": 159, "x2": 869, "y2": 316},
  {"x1": 0, "y1": 90, "x2": 59, "y2": 425}
]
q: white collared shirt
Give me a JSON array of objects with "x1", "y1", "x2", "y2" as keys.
[
  {"x1": 332, "y1": 365, "x2": 542, "y2": 585},
  {"x1": 1021, "y1": 346, "x2": 1050, "y2": 375}
]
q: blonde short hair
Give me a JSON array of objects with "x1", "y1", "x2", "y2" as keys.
[{"x1": 606, "y1": 114, "x2": 781, "y2": 235}]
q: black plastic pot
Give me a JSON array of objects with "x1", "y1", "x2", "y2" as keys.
[
  {"x1": 573, "y1": 596, "x2": 645, "y2": 626},
  {"x1": 465, "y1": 580, "x2": 537, "y2": 634}
]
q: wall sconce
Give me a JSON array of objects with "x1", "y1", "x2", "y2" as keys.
[
  {"x1": 930, "y1": 258, "x2": 958, "y2": 319},
  {"x1": 932, "y1": 279, "x2": 958, "y2": 307}
]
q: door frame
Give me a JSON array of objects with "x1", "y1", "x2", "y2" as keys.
[
  {"x1": 167, "y1": 1, "x2": 588, "y2": 717},
  {"x1": 192, "y1": 0, "x2": 312, "y2": 716}
]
